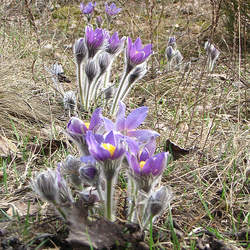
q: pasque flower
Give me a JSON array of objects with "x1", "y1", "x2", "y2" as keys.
[
  {"x1": 127, "y1": 151, "x2": 169, "y2": 193},
  {"x1": 66, "y1": 108, "x2": 103, "y2": 155},
  {"x1": 86, "y1": 130, "x2": 125, "y2": 162},
  {"x1": 86, "y1": 130, "x2": 125, "y2": 221},
  {"x1": 104, "y1": 102, "x2": 159, "y2": 152},
  {"x1": 79, "y1": 155, "x2": 100, "y2": 185},
  {"x1": 105, "y1": 2, "x2": 122, "y2": 16},
  {"x1": 106, "y1": 31, "x2": 125, "y2": 56},
  {"x1": 85, "y1": 26, "x2": 108, "y2": 58},
  {"x1": 80, "y1": 2, "x2": 96, "y2": 15},
  {"x1": 126, "y1": 37, "x2": 152, "y2": 72},
  {"x1": 74, "y1": 38, "x2": 87, "y2": 65}
]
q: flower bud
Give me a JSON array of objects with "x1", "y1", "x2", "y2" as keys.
[
  {"x1": 31, "y1": 169, "x2": 59, "y2": 204},
  {"x1": 96, "y1": 16, "x2": 103, "y2": 28},
  {"x1": 168, "y1": 36, "x2": 177, "y2": 50},
  {"x1": 74, "y1": 38, "x2": 87, "y2": 65},
  {"x1": 128, "y1": 64, "x2": 147, "y2": 86},
  {"x1": 98, "y1": 52, "x2": 112, "y2": 76},
  {"x1": 165, "y1": 46, "x2": 175, "y2": 61},
  {"x1": 147, "y1": 186, "x2": 173, "y2": 217},
  {"x1": 62, "y1": 155, "x2": 82, "y2": 186},
  {"x1": 63, "y1": 90, "x2": 76, "y2": 113},
  {"x1": 79, "y1": 165, "x2": 98, "y2": 182},
  {"x1": 85, "y1": 59, "x2": 99, "y2": 84}
]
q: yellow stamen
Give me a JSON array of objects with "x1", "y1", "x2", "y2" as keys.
[
  {"x1": 84, "y1": 122, "x2": 90, "y2": 129},
  {"x1": 101, "y1": 143, "x2": 116, "y2": 157},
  {"x1": 139, "y1": 161, "x2": 146, "y2": 169}
]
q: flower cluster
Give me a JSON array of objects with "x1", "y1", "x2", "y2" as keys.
[
  {"x1": 74, "y1": 24, "x2": 152, "y2": 114},
  {"x1": 80, "y1": 2, "x2": 121, "y2": 24},
  {"x1": 32, "y1": 102, "x2": 172, "y2": 227}
]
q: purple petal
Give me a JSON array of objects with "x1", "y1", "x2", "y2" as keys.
[
  {"x1": 104, "y1": 131, "x2": 115, "y2": 145},
  {"x1": 127, "y1": 153, "x2": 141, "y2": 175},
  {"x1": 125, "y1": 106, "x2": 148, "y2": 130},
  {"x1": 143, "y1": 152, "x2": 167, "y2": 176},
  {"x1": 125, "y1": 137, "x2": 139, "y2": 154},
  {"x1": 80, "y1": 155, "x2": 96, "y2": 165},
  {"x1": 127, "y1": 129, "x2": 160, "y2": 144},
  {"x1": 134, "y1": 37, "x2": 143, "y2": 50},
  {"x1": 103, "y1": 117, "x2": 115, "y2": 132},
  {"x1": 86, "y1": 131, "x2": 110, "y2": 161},
  {"x1": 89, "y1": 107, "x2": 102, "y2": 130},
  {"x1": 116, "y1": 102, "x2": 126, "y2": 131},
  {"x1": 143, "y1": 44, "x2": 152, "y2": 57},
  {"x1": 67, "y1": 117, "x2": 85, "y2": 135}
]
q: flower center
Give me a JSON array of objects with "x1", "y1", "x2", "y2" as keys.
[
  {"x1": 101, "y1": 143, "x2": 116, "y2": 157},
  {"x1": 84, "y1": 122, "x2": 90, "y2": 129},
  {"x1": 139, "y1": 161, "x2": 146, "y2": 169}
]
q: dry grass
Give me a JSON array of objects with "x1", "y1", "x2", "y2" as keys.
[{"x1": 0, "y1": 0, "x2": 249, "y2": 249}]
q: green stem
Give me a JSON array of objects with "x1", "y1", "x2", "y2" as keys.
[
  {"x1": 77, "y1": 64, "x2": 84, "y2": 106},
  {"x1": 105, "y1": 177, "x2": 113, "y2": 220},
  {"x1": 54, "y1": 204, "x2": 67, "y2": 220},
  {"x1": 110, "y1": 71, "x2": 129, "y2": 115}
]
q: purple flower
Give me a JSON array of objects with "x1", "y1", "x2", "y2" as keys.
[
  {"x1": 80, "y1": 165, "x2": 97, "y2": 180},
  {"x1": 80, "y1": 2, "x2": 96, "y2": 15},
  {"x1": 127, "y1": 151, "x2": 169, "y2": 193},
  {"x1": 85, "y1": 26, "x2": 108, "y2": 58},
  {"x1": 106, "y1": 32, "x2": 125, "y2": 55},
  {"x1": 105, "y1": 2, "x2": 122, "y2": 16},
  {"x1": 103, "y1": 102, "x2": 159, "y2": 152},
  {"x1": 86, "y1": 130, "x2": 125, "y2": 161},
  {"x1": 96, "y1": 16, "x2": 103, "y2": 27},
  {"x1": 66, "y1": 108, "x2": 103, "y2": 154},
  {"x1": 126, "y1": 37, "x2": 152, "y2": 72},
  {"x1": 127, "y1": 152, "x2": 168, "y2": 177}
]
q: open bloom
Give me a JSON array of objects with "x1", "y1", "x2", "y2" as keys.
[
  {"x1": 103, "y1": 102, "x2": 159, "y2": 152},
  {"x1": 86, "y1": 130, "x2": 125, "y2": 162},
  {"x1": 66, "y1": 108, "x2": 103, "y2": 154},
  {"x1": 128, "y1": 152, "x2": 168, "y2": 177},
  {"x1": 105, "y1": 2, "x2": 122, "y2": 16},
  {"x1": 127, "y1": 151, "x2": 169, "y2": 193},
  {"x1": 126, "y1": 37, "x2": 152, "y2": 72},
  {"x1": 80, "y1": 2, "x2": 96, "y2": 15},
  {"x1": 85, "y1": 26, "x2": 108, "y2": 58},
  {"x1": 106, "y1": 31, "x2": 125, "y2": 56}
]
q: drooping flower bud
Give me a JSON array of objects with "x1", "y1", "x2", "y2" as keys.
[
  {"x1": 85, "y1": 59, "x2": 99, "y2": 85},
  {"x1": 31, "y1": 169, "x2": 59, "y2": 204},
  {"x1": 98, "y1": 52, "x2": 112, "y2": 76},
  {"x1": 147, "y1": 186, "x2": 173, "y2": 217},
  {"x1": 165, "y1": 46, "x2": 175, "y2": 62},
  {"x1": 128, "y1": 63, "x2": 147, "y2": 86},
  {"x1": 62, "y1": 155, "x2": 82, "y2": 186},
  {"x1": 63, "y1": 90, "x2": 77, "y2": 114},
  {"x1": 74, "y1": 38, "x2": 87, "y2": 65}
]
